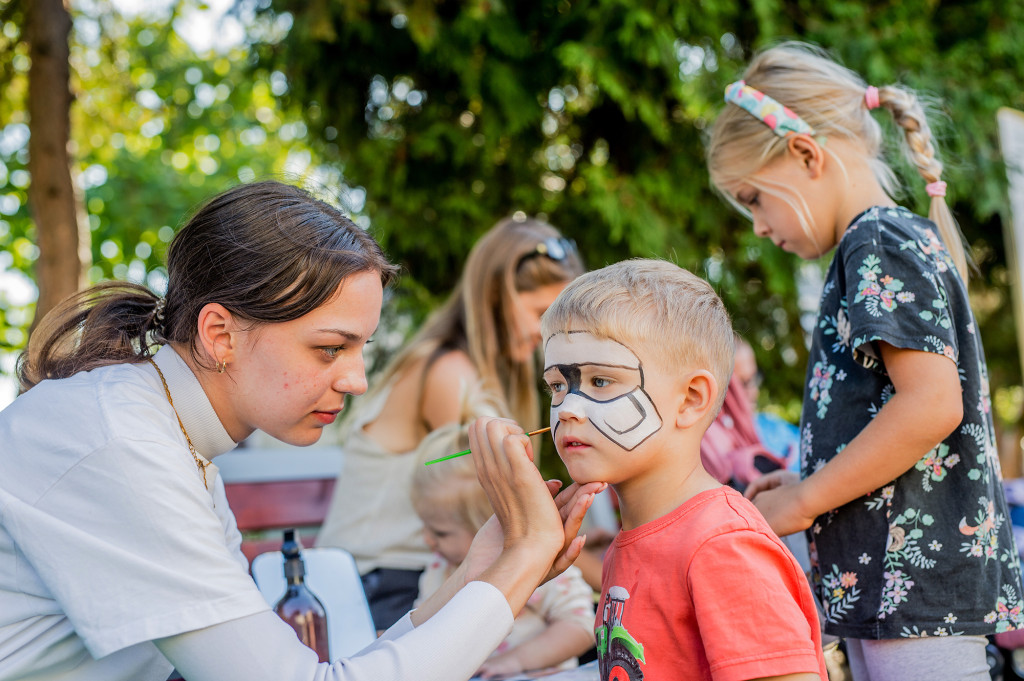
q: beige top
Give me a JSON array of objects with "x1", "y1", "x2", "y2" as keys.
[{"x1": 316, "y1": 384, "x2": 433, "y2": 573}]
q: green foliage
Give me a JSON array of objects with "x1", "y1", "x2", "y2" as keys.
[
  {"x1": 3, "y1": 1, "x2": 1024, "y2": 480},
  {"x1": 248, "y1": 0, "x2": 1024, "y2": 442},
  {"x1": 0, "y1": 0, "x2": 30, "y2": 353},
  {"x1": 0, "y1": 1, "x2": 331, "y2": 359}
]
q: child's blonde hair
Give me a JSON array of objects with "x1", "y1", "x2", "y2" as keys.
[
  {"x1": 706, "y1": 41, "x2": 969, "y2": 281},
  {"x1": 540, "y1": 259, "x2": 734, "y2": 413},
  {"x1": 411, "y1": 424, "x2": 493, "y2": 535}
]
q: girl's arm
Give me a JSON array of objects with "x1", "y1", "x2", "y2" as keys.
[
  {"x1": 360, "y1": 350, "x2": 477, "y2": 452},
  {"x1": 475, "y1": 620, "x2": 595, "y2": 679},
  {"x1": 749, "y1": 343, "x2": 963, "y2": 536}
]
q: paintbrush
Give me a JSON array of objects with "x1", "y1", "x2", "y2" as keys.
[{"x1": 424, "y1": 426, "x2": 552, "y2": 465}]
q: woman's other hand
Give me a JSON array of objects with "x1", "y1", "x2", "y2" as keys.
[
  {"x1": 548, "y1": 478, "x2": 605, "y2": 581},
  {"x1": 475, "y1": 650, "x2": 525, "y2": 679},
  {"x1": 468, "y1": 417, "x2": 563, "y2": 557}
]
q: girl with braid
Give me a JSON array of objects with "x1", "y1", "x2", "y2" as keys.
[{"x1": 707, "y1": 42, "x2": 1023, "y2": 680}]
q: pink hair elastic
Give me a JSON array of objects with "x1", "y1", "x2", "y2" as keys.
[
  {"x1": 926, "y1": 181, "x2": 947, "y2": 198},
  {"x1": 864, "y1": 86, "x2": 880, "y2": 110}
]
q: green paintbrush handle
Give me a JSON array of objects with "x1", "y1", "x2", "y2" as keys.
[{"x1": 423, "y1": 426, "x2": 551, "y2": 465}]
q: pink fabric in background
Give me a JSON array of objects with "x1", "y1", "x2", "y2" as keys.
[{"x1": 700, "y1": 374, "x2": 786, "y2": 487}]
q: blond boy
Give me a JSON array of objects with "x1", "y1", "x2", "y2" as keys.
[{"x1": 540, "y1": 259, "x2": 826, "y2": 681}]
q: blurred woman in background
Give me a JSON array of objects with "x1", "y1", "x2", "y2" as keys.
[{"x1": 317, "y1": 215, "x2": 585, "y2": 630}]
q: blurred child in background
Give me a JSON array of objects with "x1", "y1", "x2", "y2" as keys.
[
  {"x1": 733, "y1": 334, "x2": 801, "y2": 471},
  {"x1": 411, "y1": 425, "x2": 596, "y2": 680}
]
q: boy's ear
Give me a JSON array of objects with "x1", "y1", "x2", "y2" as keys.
[
  {"x1": 195, "y1": 302, "x2": 239, "y2": 367},
  {"x1": 675, "y1": 370, "x2": 718, "y2": 429},
  {"x1": 786, "y1": 133, "x2": 825, "y2": 180}
]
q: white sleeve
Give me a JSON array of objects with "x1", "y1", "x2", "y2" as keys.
[
  {"x1": 156, "y1": 581, "x2": 514, "y2": 681},
  {"x1": 3, "y1": 436, "x2": 269, "y2": 659}
]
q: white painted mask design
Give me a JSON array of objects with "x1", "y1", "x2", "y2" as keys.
[{"x1": 544, "y1": 332, "x2": 662, "y2": 451}]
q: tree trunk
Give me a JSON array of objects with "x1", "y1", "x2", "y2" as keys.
[{"x1": 26, "y1": 0, "x2": 89, "y2": 331}]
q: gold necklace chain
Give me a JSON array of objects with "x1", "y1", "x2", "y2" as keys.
[{"x1": 146, "y1": 357, "x2": 210, "y2": 488}]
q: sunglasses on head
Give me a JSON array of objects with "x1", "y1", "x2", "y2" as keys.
[{"x1": 518, "y1": 237, "x2": 578, "y2": 267}]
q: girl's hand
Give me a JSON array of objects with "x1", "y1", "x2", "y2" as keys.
[
  {"x1": 475, "y1": 651, "x2": 525, "y2": 679},
  {"x1": 746, "y1": 471, "x2": 816, "y2": 536},
  {"x1": 744, "y1": 469, "x2": 800, "y2": 500}
]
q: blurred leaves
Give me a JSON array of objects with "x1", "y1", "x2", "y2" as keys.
[
  {"x1": 0, "y1": 0, "x2": 347, "y2": 360},
  {"x1": 245, "y1": 0, "x2": 1024, "y2": 429},
  {"x1": 2, "y1": 0, "x2": 1024, "y2": 444}
]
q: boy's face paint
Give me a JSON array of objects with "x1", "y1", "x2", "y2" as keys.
[{"x1": 543, "y1": 332, "x2": 662, "y2": 451}]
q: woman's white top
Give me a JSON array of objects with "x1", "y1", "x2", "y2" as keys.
[{"x1": 0, "y1": 346, "x2": 513, "y2": 681}]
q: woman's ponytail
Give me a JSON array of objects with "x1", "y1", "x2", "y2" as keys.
[
  {"x1": 16, "y1": 282, "x2": 164, "y2": 392},
  {"x1": 879, "y1": 85, "x2": 971, "y2": 282}
]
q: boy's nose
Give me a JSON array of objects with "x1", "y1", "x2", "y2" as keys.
[{"x1": 554, "y1": 392, "x2": 589, "y2": 421}]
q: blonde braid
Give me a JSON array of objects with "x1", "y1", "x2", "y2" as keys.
[{"x1": 879, "y1": 85, "x2": 970, "y2": 282}]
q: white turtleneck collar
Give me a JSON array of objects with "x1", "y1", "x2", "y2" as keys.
[{"x1": 146, "y1": 345, "x2": 238, "y2": 461}]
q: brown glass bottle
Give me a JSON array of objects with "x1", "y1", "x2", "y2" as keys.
[{"x1": 273, "y1": 529, "x2": 330, "y2": 662}]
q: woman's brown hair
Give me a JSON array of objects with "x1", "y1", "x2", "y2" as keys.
[{"x1": 18, "y1": 180, "x2": 398, "y2": 391}]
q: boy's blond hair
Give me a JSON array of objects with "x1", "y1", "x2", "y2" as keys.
[
  {"x1": 541, "y1": 259, "x2": 734, "y2": 412},
  {"x1": 411, "y1": 424, "x2": 494, "y2": 535}
]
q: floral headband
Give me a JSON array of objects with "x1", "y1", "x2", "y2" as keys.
[{"x1": 724, "y1": 80, "x2": 815, "y2": 138}]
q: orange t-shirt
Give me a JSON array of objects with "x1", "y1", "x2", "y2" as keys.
[{"x1": 595, "y1": 487, "x2": 827, "y2": 681}]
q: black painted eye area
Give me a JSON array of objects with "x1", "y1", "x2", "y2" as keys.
[{"x1": 548, "y1": 363, "x2": 643, "y2": 407}]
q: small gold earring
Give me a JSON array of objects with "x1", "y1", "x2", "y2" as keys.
[{"x1": 216, "y1": 360, "x2": 227, "y2": 374}]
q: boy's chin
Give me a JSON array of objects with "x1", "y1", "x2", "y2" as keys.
[{"x1": 564, "y1": 466, "x2": 609, "y2": 486}]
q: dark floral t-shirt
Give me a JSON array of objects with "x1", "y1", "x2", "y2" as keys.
[{"x1": 801, "y1": 205, "x2": 1023, "y2": 639}]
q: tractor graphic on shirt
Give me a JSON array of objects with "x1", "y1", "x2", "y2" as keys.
[{"x1": 595, "y1": 586, "x2": 645, "y2": 681}]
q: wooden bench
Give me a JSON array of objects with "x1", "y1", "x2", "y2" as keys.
[{"x1": 217, "y1": 445, "x2": 342, "y2": 565}]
